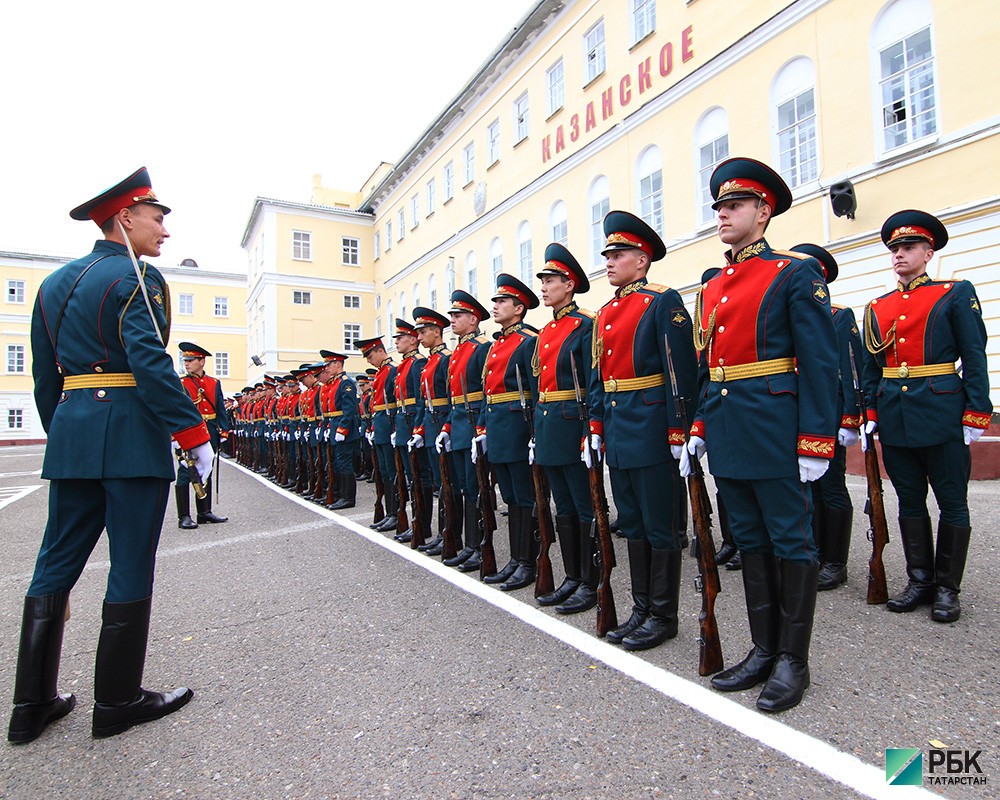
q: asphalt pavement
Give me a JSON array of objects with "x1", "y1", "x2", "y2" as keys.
[{"x1": 0, "y1": 445, "x2": 996, "y2": 799}]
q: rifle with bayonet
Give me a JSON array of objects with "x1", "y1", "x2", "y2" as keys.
[
  {"x1": 515, "y1": 364, "x2": 555, "y2": 597},
  {"x1": 666, "y1": 336, "x2": 723, "y2": 676},
  {"x1": 849, "y1": 342, "x2": 889, "y2": 605},
  {"x1": 391, "y1": 383, "x2": 410, "y2": 537},
  {"x1": 571, "y1": 354, "x2": 617, "y2": 637},
  {"x1": 427, "y1": 376, "x2": 459, "y2": 559},
  {"x1": 401, "y1": 377, "x2": 427, "y2": 549},
  {"x1": 463, "y1": 374, "x2": 497, "y2": 578}
]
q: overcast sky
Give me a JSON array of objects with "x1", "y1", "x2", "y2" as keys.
[{"x1": 0, "y1": 1, "x2": 530, "y2": 272}]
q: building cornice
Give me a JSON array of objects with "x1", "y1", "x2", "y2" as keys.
[
  {"x1": 241, "y1": 197, "x2": 375, "y2": 249},
  {"x1": 247, "y1": 271, "x2": 375, "y2": 306}
]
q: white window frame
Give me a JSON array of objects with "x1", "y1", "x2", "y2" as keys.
[
  {"x1": 549, "y1": 200, "x2": 569, "y2": 246},
  {"x1": 410, "y1": 195, "x2": 420, "y2": 229},
  {"x1": 489, "y1": 237, "x2": 503, "y2": 284},
  {"x1": 385, "y1": 220, "x2": 393, "y2": 250},
  {"x1": 584, "y1": 19, "x2": 606, "y2": 84},
  {"x1": 178, "y1": 293, "x2": 194, "y2": 315},
  {"x1": 214, "y1": 352, "x2": 229, "y2": 378},
  {"x1": 694, "y1": 107, "x2": 730, "y2": 225},
  {"x1": 7, "y1": 344, "x2": 25, "y2": 373},
  {"x1": 344, "y1": 294, "x2": 361, "y2": 309},
  {"x1": 444, "y1": 161, "x2": 455, "y2": 201},
  {"x1": 487, "y1": 119, "x2": 500, "y2": 166},
  {"x1": 292, "y1": 230, "x2": 312, "y2": 260},
  {"x1": 465, "y1": 252, "x2": 478, "y2": 297},
  {"x1": 636, "y1": 146, "x2": 664, "y2": 237},
  {"x1": 463, "y1": 142, "x2": 475, "y2": 186},
  {"x1": 428, "y1": 273, "x2": 438, "y2": 310},
  {"x1": 772, "y1": 58, "x2": 819, "y2": 191},
  {"x1": 7, "y1": 408, "x2": 24, "y2": 430},
  {"x1": 214, "y1": 296, "x2": 229, "y2": 318},
  {"x1": 342, "y1": 236, "x2": 360, "y2": 266},
  {"x1": 397, "y1": 208, "x2": 406, "y2": 241},
  {"x1": 374, "y1": 231, "x2": 381, "y2": 260},
  {"x1": 293, "y1": 290, "x2": 312, "y2": 305},
  {"x1": 589, "y1": 175, "x2": 611, "y2": 267},
  {"x1": 426, "y1": 178, "x2": 436, "y2": 215},
  {"x1": 6, "y1": 280, "x2": 25, "y2": 304},
  {"x1": 517, "y1": 221, "x2": 532, "y2": 283},
  {"x1": 513, "y1": 92, "x2": 529, "y2": 144},
  {"x1": 631, "y1": 0, "x2": 656, "y2": 46},
  {"x1": 344, "y1": 323, "x2": 362, "y2": 353},
  {"x1": 546, "y1": 58, "x2": 565, "y2": 117}
]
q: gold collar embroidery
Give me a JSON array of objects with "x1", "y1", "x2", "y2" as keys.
[
  {"x1": 898, "y1": 274, "x2": 931, "y2": 292},
  {"x1": 730, "y1": 239, "x2": 767, "y2": 264},
  {"x1": 617, "y1": 279, "x2": 647, "y2": 299},
  {"x1": 554, "y1": 301, "x2": 578, "y2": 321}
]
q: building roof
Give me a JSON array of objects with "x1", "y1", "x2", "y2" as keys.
[{"x1": 240, "y1": 196, "x2": 375, "y2": 249}]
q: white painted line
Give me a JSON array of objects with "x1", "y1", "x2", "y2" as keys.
[
  {"x1": 227, "y1": 460, "x2": 942, "y2": 800},
  {"x1": 0, "y1": 469, "x2": 43, "y2": 479},
  {"x1": 0, "y1": 484, "x2": 43, "y2": 512}
]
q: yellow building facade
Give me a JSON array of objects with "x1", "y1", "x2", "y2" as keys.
[
  {"x1": 255, "y1": 0, "x2": 998, "y2": 400},
  {"x1": 0, "y1": 250, "x2": 246, "y2": 442}
]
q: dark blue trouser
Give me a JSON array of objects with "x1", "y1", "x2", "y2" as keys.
[
  {"x1": 375, "y1": 443, "x2": 397, "y2": 486},
  {"x1": 545, "y1": 462, "x2": 594, "y2": 524},
  {"x1": 609, "y1": 460, "x2": 686, "y2": 551},
  {"x1": 29, "y1": 477, "x2": 170, "y2": 602},
  {"x1": 715, "y1": 475, "x2": 818, "y2": 564},
  {"x1": 881, "y1": 440, "x2": 971, "y2": 526},
  {"x1": 493, "y1": 460, "x2": 533, "y2": 508}
]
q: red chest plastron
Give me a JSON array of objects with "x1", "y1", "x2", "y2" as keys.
[
  {"x1": 537, "y1": 315, "x2": 581, "y2": 392},
  {"x1": 868, "y1": 283, "x2": 953, "y2": 367},
  {"x1": 396, "y1": 358, "x2": 415, "y2": 400},
  {"x1": 701, "y1": 257, "x2": 790, "y2": 366},
  {"x1": 485, "y1": 333, "x2": 522, "y2": 395},
  {"x1": 448, "y1": 341, "x2": 476, "y2": 398},
  {"x1": 598, "y1": 291, "x2": 653, "y2": 381},
  {"x1": 421, "y1": 352, "x2": 442, "y2": 399},
  {"x1": 372, "y1": 365, "x2": 391, "y2": 406}
]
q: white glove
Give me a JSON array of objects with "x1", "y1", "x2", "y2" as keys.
[
  {"x1": 964, "y1": 425, "x2": 985, "y2": 445},
  {"x1": 528, "y1": 437, "x2": 536, "y2": 465},
  {"x1": 191, "y1": 441, "x2": 214, "y2": 484},
  {"x1": 390, "y1": 432, "x2": 397, "y2": 447},
  {"x1": 408, "y1": 434, "x2": 424, "y2": 451},
  {"x1": 313, "y1": 427, "x2": 321, "y2": 443},
  {"x1": 172, "y1": 440, "x2": 182, "y2": 455},
  {"x1": 366, "y1": 430, "x2": 375, "y2": 445},
  {"x1": 435, "y1": 430, "x2": 451, "y2": 453},
  {"x1": 670, "y1": 444, "x2": 684, "y2": 460},
  {"x1": 471, "y1": 433, "x2": 487, "y2": 462},
  {"x1": 581, "y1": 434, "x2": 603, "y2": 469},
  {"x1": 294, "y1": 429, "x2": 301, "y2": 441},
  {"x1": 798, "y1": 456, "x2": 829, "y2": 483},
  {"x1": 837, "y1": 427, "x2": 860, "y2": 448},
  {"x1": 335, "y1": 431, "x2": 346, "y2": 443},
  {"x1": 323, "y1": 427, "x2": 331, "y2": 442},
  {"x1": 679, "y1": 435, "x2": 706, "y2": 478},
  {"x1": 860, "y1": 420, "x2": 877, "y2": 452}
]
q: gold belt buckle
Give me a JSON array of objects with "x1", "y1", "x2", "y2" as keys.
[
  {"x1": 715, "y1": 366, "x2": 725, "y2": 381},
  {"x1": 897, "y1": 366, "x2": 909, "y2": 379},
  {"x1": 607, "y1": 379, "x2": 618, "y2": 392}
]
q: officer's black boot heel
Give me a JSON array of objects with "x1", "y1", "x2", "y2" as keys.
[{"x1": 887, "y1": 516, "x2": 934, "y2": 612}]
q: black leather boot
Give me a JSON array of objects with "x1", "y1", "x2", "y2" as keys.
[
  {"x1": 501, "y1": 507, "x2": 537, "y2": 591},
  {"x1": 8, "y1": 594, "x2": 76, "y2": 744},
  {"x1": 443, "y1": 498, "x2": 474, "y2": 566},
  {"x1": 176, "y1": 485, "x2": 197, "y2": 530},
  {"x1": 374, "y1": 490, "x2": 398, "y2": 532},
  {"x1": 932, "y1": 522, "x2": 971, "y2": 623},
  {"x1": 330, "y1": 474, "x2": 357, "y2": 510},
  {"x1": 538, "y1": 515, "x2": 582, "y2": 606},
  {"x1": 811, "y1": 499, "x2": 827, "y2": 564},
  {"x1": 455, "y1": 499, "x2": 482, "y2": 571},
  {"x1": 714, "y1": 492, "x2": 738, "y2": 565},
  {"x1": 606, "y1": 540, "x2": 652, "y2": 645},
  {"x1": 91, "y1": 598, "x2": 193, "y2": 738},
  {"x1": 486, "y1": 504, "x2": 519, "y2": 584},
  {"x1": 887, "y1": 516, "x2": 934, "y2": 612},
  {"x1": 712, "y1": 551, "x2": 779, "y2": 692},
  {"x1": 818, "y1": 507, "x2": 852, "y2": 590},
  {"x1": 726, "y1": 550, "x2": 743, "y2": 571},
  {"x1": 557, "y1": 517, "x2": 598, "y2": 614},
  {"x1": 196, "y1": 478, "x2": 228, "y2": 524},
  {"x1": 757, "y1": 560, "x2": 819, "y2": 712},
  {"x1": 622, "y1": 549, "x2": 681, "y2": 651}
]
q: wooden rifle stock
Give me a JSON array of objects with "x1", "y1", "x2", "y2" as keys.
[
  {"x1": 409, "y1": 446, "x2": 428, "y2": 548},
  {"x1": 531, "y1": 464, "x2": 556, "y2": 598},
  {"x1": 370, "y1": 438, "x2": 385, "y2": 524},
  {"x1": 687, "y1": 469, "x2": 724, "y2": 675},
  {"x1": 587, "y1": 458, "x2": 618, "y2": 637},
  {"x1": 475, "y1": 446, "x2": 498, "y2": 578},
  {"x1": 438, "y1": 449, "x2": 459, "y2": 560},
  {"x1": 863, "y1": 436, "x2": 890, "y2": 604},
  {"x1": 393, "y1": 445, "x2": 410, "y2": 534}
]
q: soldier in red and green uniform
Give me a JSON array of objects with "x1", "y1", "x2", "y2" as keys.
[
  {"x1": 357, "y1": 337, "x2": 400, "y2": 531},
  {"x1": 861, "y1": 210, "x2": 992, "y2": 623}
]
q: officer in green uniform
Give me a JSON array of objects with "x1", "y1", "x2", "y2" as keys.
[
  {"x1": 861, "y1": 210, "x2": 992, "y2": 623},
  {"x1": 9, "y1": 168, "x2": 212, "y2": 744}
]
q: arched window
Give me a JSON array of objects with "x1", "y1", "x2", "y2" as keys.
[
  {"x1": 489, "y1": 237, "x2": 503, "y2": 284},
  {"x1": 517, "y1": 221, "x2": 533, "y2": 283},
  {"x1": 870, "y1": 0, "x2": 937, "y2": 154},
  {"x1": 399, "y1": 291, "x2": 407, "y2": 324},
  {"x1": 549, "y1": 200, "x2": 568, "y2": 246},
  {"x1": 588, "y1": 175, "x2": 610, "y2": 267},
  {"x1": 385, "y1": 300, "x2": 393, "y2": 345},
  {"x1": 446, "y1": 257, "x2": 455, "y2": 297},
  {"x1": 412, "y1": 282, "x2": 421, "y2": 310},
  {"x1": 694, "y1": 107, "x2": 730, "y2": 224},
  {"x1": 466, "y1": 251, "x2": 478, "y2": 297},
  {"x1": 771, "y1": 57, "x2": 818, "y2": 189},
  {"x1": 428, "y1": 273, "x2": 438, "y2": 309},
  {"x1": 635, "y1": 146, "x2": 663, "y2": 236}
]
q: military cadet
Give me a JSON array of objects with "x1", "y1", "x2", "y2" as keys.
[
  {"x1": 9, "y1": 168, "x2": 211, "y2": 744},
  {"x1": 391, "y1": 320, "x2": 432, "y2": 542},
  {"x1": 476, "y1": 274, "x2": 540, "y2": 590},
  {"x1": 261, "y1": 376, "x2": 280, "y2": 480},
  {"x1": 175, "y1": 342, "x2": 229, "y2": 529},
  {"x1": 683, "y1": 157, "x2": 838, "y2": 712},
  {"x1": 590, "y1": 212, "x2": 698, "y2": 652},
  {"x1": 357, "y1": 337, "x2": 400, "y2": 531},
  {"x1": 861, "y1": 210, "x2": 992, "y2": 623},
  {"x1": 298, "y1": 366, "x2": 323, "y2": 494},
  {"x1": 533, "y1": 243, "x2": 605, "y2": 612},
  {"x1": 411, "y1": 307, "x2": 453, "y2": 556},
  {"x1": 356, "y1": 371, "x2": 375, "y2": 481},
  {"x1": 790, "y1": 244, "x2": 864, "y2": 591},
  {"x1": 318, "y1": 352, "x2": 360, "y2": 510},
  {"x1": 276, "y1": 375, "x2": 299, "y2": 488},
  {"x1": 435, "y1": 291, "x2": 492, "y2": 572}
]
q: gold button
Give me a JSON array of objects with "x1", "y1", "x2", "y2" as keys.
[
  {"x1": 607, "y1": 349, "x2": 612, "y2": 356},
  {"x1": 94, "y1": 366, "x2": 104, "y2": 373},
  {"x1": 543, "y1": 409, "x2": 548, "y2": 416},
  {"x1": 718, "y1": 325, "x2": 725, "y2": 333},
  {"x1": 97, "y1": 390, "x2": 106, "y2": 398},
  {"x1": 57, "y1": 365, "x2": 63, "y2": 374},
  {"x1": 611, "y1": 400, "x2": 617, "y2": 407},
  {"x1": 899, "y1": 315, "x2": 906, "y2": 321},
  {"x1": 544, "y1": 343, "x2": 550, "y2": 348},
  {"x1": 715, "y1": 367, "x2": 725, "y2": 381},
  {"x1": 721, "y1": 296, "x2": 729, "y2": 303},
  {"x1": 612, "y1": 301, "x2": 619, "y2": 307},
  {"x1": 898, "y1": 337, "x2": 906, "y2": 343},
  {"x1": 542, "y1": 365, "x2": 548, "y2": 370},
  {"x1": 903, "y1": 294, "x2": 909, "y2": 299},
  {"x1": 721, "y1": 388, "x2": 729, "y2": 396},
  {"x1": 718, "y1": 358, "x2": 725, "y2": 365},
  {"x1": 606, "y1": 324, "x2": 612, "y2": 330},
  {"x1": 644, "y1": 297, "x2": 650, "y2": 304},
  {"x1": 897, "y1": 366, "x2": 909, "y2": 378},
  {"x1": 901, "y1": 385, "x2": 908, "y2": 392},
  {"x1": 60, "y1": 392, "x2": 67, "y2": 401}
]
